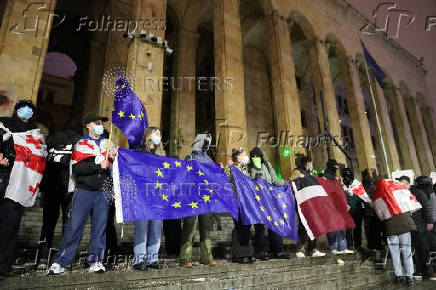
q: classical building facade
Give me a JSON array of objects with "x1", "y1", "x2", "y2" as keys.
[{"x1": 0, "y1": 0, "x2": 435, "y2": 178}]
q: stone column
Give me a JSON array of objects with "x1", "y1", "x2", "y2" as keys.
[
  {"x1": 403, "y1": 95, "x2": 435, "y2": 174},
  {"x1": 383, "y1": 81, "x2": 420, "y2": 173},
  {"x1": 420, "y1": 104, "x2": 436, "y2": 167},
  {"x1": 213, "y1": 0, "x2": 248, "y2": 162},
  {"x1": 265, "y1": 11, "x2": 305, "y2": 178},
  {"x1": 0, "y1": 0, "x2": 57, "y2": 116},
  {"x1": 170, "y1": 27, "x2": 199, "y2": 158},
  {"x1": 347, "y1": 59, "x2": 377, "y2": 172},
  {"x1": 315, "y1": 38, "x2": 347, "y2": 166}
]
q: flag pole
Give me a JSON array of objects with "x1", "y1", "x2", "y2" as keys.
[
  {"x1": 106, "y1": 122, "x2": 113, "y2": 161},
  {"x1": 361, "y1": 44, "x2": 391, "y2": 178}
]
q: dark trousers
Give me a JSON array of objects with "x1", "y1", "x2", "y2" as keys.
[
  {"x1": 52, "y1": 188, "x2": 110, "y2": 268},
  {"x1": 232, "y1": 215, "x2": 252, "y2": 259},
  {"x1": 296, "y1": 216, "x2": 318, "y2": 254},
  {"x1": 37, "y1": 190, "x2": 72, "y2": 262},
  {"x1": 254, "y1": 224, "x2": 284, "y2": 255},
  {"x1": 0, "y1": 198, "x2": 25, "y2": 274},
  {"x1": 412, "y1": 231, "x2": 432, "y2": 276},
  {"x1": 105, "y1": 203, "x2": 118, "y2": 256},
  {"x1": 346, "y1": 211, "x2": 363, "y2": 249},
  {"x1": 365, "y1": 214, "x2": 384, "y2": 250},
  {"x1": 163, "y1": 219, "x2": 181, "y2": 257}
]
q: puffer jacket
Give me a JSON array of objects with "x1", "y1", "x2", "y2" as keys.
[
  {"x1": 384, "y1": 212, "x2": 417, "y2": 236},
  {"x1": 410, "y1": 187, "x2": 433, "y2": 233},
  {"x1": 248, "y1": 161, "x2": 288, "y2": 186}
]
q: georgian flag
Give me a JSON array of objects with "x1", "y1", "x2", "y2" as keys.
[
  {"x1": 292, "y1": 174, "x2": 354, "y2": 240},
  {"x1": 372, "y1": 179, "x2": 422, "y2": 221},
  {"x1": 342, "y1": 179, "x2": 371, "y2": 203},
  {"x1": 68, "y1": 137, "x2": 116, "y2": 192},
  {"x1": 0, "y1": 123, "x2": 47, "y2": 207}
]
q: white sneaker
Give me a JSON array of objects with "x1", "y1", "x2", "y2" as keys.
[
  {"x1": 48, "y1": 263, "x2": 65, "y2": 275},
  {"x1": 330, "y1": 250, "x2": 343, "y2": 255},
  {"x1": 88, "y1": 262, "x2": 105, "y2": 273},
  {"x1": 295, "y1": 252, "x2": 305, "y2": 258},
  {"x1": 343, "y1": 249, "x2": 354, "y2": 254},
  {"x1": 311, "y1": 250, "x2": 326, "y2": 257}
]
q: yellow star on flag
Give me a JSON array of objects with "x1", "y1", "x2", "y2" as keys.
[
  {"x1": 175, "y1": 161, "x2": 181, "y2": 167},
  {"x1": 255, "y1": 195, "x2": 261, "y2": 201},
  {"x1": 161, "y1": 194, "x2": 168, "y2": 202},
  {"x1": 163, "y1": 162, "x2": 170, "y2": 169},
  {"x1": 129, "y1": 113, "x2": 136, "y2": 120},
  {"x1": 155, "y1": 169, "x2": 163, "y2": 177},
  {"x1": 255, "y1": 186, "x2": 260, "y2": 191},
  {"x1": 282, "y1": 203, "x2": 287, "y2": 209},
  {"x1": 117, "y1": 111, "x2": 125, "y2": 117},
  {"x1": 207, "y1": 188, "x2": 213, "y2": 193},
  {"x1": 274, "y1": 221, "x2": 279, "y2": 226},
  {"x1": 280, "y1": 219, "x2": 285, "y2": 225},
  {"x1": 121, "y1": 84, "x2": 126, "y2": 88},
  {"x1": 171, "y1": 202, "x2": 181, "y2": 208},
  {"x1": 115, "y1": 85, "x2": 119, "y2": 89},
  {"x1": 197, "y1": 170, "x2": 204, "y2": 176},
  {"x1": 259, "y1": 184, "x2": 264, "y2": 189},
  {"x1": 155, "y1": 180, "x2": 163, "y2": 189},
  {"x1": 267, "y1": 216, "x2": 272, "y2": 221},
  {"x1": 188, "y1": 201, "x2": 198, "y2": 208},
  {"x1": 260, "y1": 206, "x2": 265, "y2": 212},
  {"x1": 284, "y1": 213, "x2": 288, "y2": 218},
  {"x1": 269, "y1": 186, "x2": 274, "y2": 191},
  {"x1": 277, "y1": 193, "x2": 282, "y2": 199},
  {"x1": 138, "y1": 114, "x2": 143, "y2": 120},
  {"x1": 186, "y1": 165, "x2": 193, "y2": 172},
  {"x1": 202, "y1": 195, "x2": 210, "y2": 203},
  {"x1": 204, "y1": 180, "x2": 209, "y2": 185}
]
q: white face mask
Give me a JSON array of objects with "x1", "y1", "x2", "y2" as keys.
[
  {"x1": 242, "y1": 155, "x2": 249, "y2": 165},
  {"x1": 93, "y1": 125, "x2": 104, "y2": 136}
]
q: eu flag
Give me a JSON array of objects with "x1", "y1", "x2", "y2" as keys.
[
  {"x1": 361, "y1": 41, "x2": 386, "y2": 88},
  {"x1": 230, "y1": 165, "x2": 298, "y2": 241},
  {"x1": 113, "y1": 149, "x2": 238, "y2": 223},
  {"x1": 112, "y1": 69, "x2": 148, "y2": 148}
]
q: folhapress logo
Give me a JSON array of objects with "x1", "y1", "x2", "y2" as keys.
[
  {"x1": 9, "y1": 2, "x2": 65, "y2": 38},
  {"x1": 361, "y1": 2, "x2": 415, "y2": 39}
]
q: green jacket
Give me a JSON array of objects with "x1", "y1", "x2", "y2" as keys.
[{"x1": 248, "y1": 161, "x2": 288, "y2": 186}]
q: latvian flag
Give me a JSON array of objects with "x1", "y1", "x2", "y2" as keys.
[
  {"x1": 292, "y1": 174, "x2": 354, "y2": 240},
  {"x1": 342, "y1": 179, "x2": 371, "y2": 203},
  {"x1": 68, "y1": 136, "x2": 116, "y2": 192},
  {"x1": 372, "y1": 179, "x2": 421, "y2": 221},
  {"x1": 1, "y1": 123, "x2": 47, "y2": 207}
]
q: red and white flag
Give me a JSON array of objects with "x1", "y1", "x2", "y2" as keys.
[
  {"x1": 292, "y1": 174, "x2": 354, "y2": 240},
  {"x1": 372, "y1": 179, "x2": 422, "y2": 221},
  {"x1": 342, "y1": 179, "x2": 371, "y2": 203},
  {"x1": 1, "y1": 123, "x2": 47, "y2": 207},
  {"x1": 68, "y1": 137, "x2": 116, "y2": 192}
]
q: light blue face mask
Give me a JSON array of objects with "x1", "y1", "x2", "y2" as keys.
[
  {"x1": 93, "y1": 124, "x2": 104, "y2": 136},
  {"x1": 17, "y1": 106, "x2": 33, "y2": 120},
  {"x1": 152, "y1": 136, "x2": 161, "y2": 145}
]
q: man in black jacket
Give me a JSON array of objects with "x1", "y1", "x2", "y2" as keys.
[
  {"x1": 36, "y1": 118, "x2": 83, "y2": 270},
  {"x1": 401, "y1": 176, "x2": 434, "y2": 280},
  {"x1": 0, "y1": 100, "x2": 40, "y2": 279},
  {"x1": 48, "y1": 114, "x2": 115, "y2": 275}
]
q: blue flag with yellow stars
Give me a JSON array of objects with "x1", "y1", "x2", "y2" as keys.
[
  {"x1": 112, "y1": 69, "x2": 148, "y2": 148},
  {"x1": 230, "y1": 165, "x2": 298, "y2": 241},
  {"x1": 113, "y1": 148, "x2": 238, "y2": 222}
]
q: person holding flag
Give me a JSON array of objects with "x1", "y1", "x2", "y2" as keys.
[
  {"x1": 0, "y1": 100, "x2": 47, "y2": 279},
  {"x1": 48, "y1": 114, "x2": 116, "y2": 275}
]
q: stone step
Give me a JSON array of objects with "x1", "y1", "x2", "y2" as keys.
[{"x1": 0, "y1": 254, "x2": 399, "y2": 290}]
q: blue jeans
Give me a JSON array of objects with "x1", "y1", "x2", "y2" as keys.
[
  {"x1": 133, "y1": 220, "x2": 162, "y2": 265},
  {"x1": 327, "y1": 230, "x2": 347, "y2": 251},
  {"x1": 387, "y1": 232, "x2": 414, "y2": 277},
  {"x1": 52, "y1": 188, "x2": 110, "y2": 267}
]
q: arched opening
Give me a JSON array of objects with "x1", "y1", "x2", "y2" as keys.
[
  {"x1": 288, "y1": 10, "x2": 326, "y2": 173},
  {"x1": 240, "y1": 0, "x2": 278, "y2": 170}
]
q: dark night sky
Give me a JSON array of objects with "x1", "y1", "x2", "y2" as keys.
[{"x1": 346, "y1": 0, "x2": 436, "y2": 109}]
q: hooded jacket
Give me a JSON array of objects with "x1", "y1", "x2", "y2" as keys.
[
  {"x1": 410, "y1": 186, "x2": 433, "y2": 232},
  {"x1": 0, "y1": 101, "x2": 37, "y2": 198},
  {"x1": 247, "y1": 147, "x2": 287, "y2": 186},
  {"x1": 185, "y1": 134, "x2": 214, "y2": 163}
]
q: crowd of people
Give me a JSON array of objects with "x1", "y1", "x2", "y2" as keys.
[{"x1": 0, "y1": 100, "x2": 436, "y2": 288}]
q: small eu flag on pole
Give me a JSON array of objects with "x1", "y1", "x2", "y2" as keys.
[{"x1": 112, "y1": 69, "x2": 148, "y2": 148}]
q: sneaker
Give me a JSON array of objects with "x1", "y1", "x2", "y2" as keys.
[
  {"x1": 48, "y1": 263, "x2": 65, "y2": 275},
  {"x1": 295, "y1": 252, "x2": 305, "y2": 258},
  {"x1": 180, "y1": 261, "x2": 193, "y2": 268},
  {"x1": 88, "y1": 262, "x2": 105, "y2": 273},
  {"x1": 330, "y1": 250, "x2": 343, "y2": 255},
  {"x1": 36, "y1": 260, "x2": 48, "y2": 270},
  {"x1": 312, "y1": 250, "x2": 326, "y2": 257},
  {"x1": 343, "y1": 249, "x2": 354, "y2": 254},
  {"x1": 405, "y1": 276, "x2": 416, "y2": 287},
  {"x1": 133, "y1": 262, "x2": 148, "y2": 271},
  {"x1": 148, "y1": 261, "x2": 167, "y2": 269}
]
